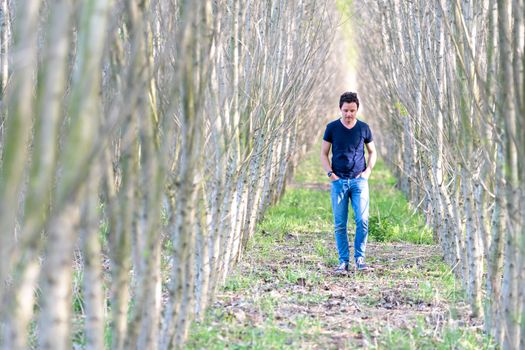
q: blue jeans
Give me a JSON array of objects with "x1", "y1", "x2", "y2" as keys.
[{"x1": 330, "y1": 178, "x2": 369, "y2": 263}]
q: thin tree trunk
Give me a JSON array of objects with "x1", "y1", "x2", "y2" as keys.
[
  {"x1": 486, "y1": 144, "x2": 505, "y2": 339},
  {"x1": 81, "y1": 173, "x2": 105, "y2": 350},
  {"x1": 0, "y1": 0, "x2": 7, "y2": 91},
  {"x1": 37, "y1": 204, "x2": 80, "y2": 350},
  {"x1": 109, "y1": 144, "x2": 135, "y2": 350},
  {"x1": 1, "y1": 1, "x2": 71, "y2": 347},
  {"x1": 462, "y1": 171, "x2": 483, "y2": 317},
  {"x1": 0, "y1": 0, "x2": 41, "y2": 303},
  {"x1": 194, "y1": 183, "x2": 211, "y2": 319},
  {"x1": 497, "y1": 0, "x2": 520, "y2": 348},
  {"x1": 0, "y1": 0, "x2": 10, "y2": 161}
]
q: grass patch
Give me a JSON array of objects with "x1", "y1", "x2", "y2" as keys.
[
  {"x1": 187, "y1": 312, "x2": 319, "y2": 350},
  {"x1": 368, "y1": 159, "x2": 433, "y2": 244},
  {"x1": 257, "y1": 189, "x2": 333, "y2": 236},
  {"x1": 223, "y1": 273, "x2": 259, "y2": 292},
  {"x1": 292, "y1": 144, "x2": 326, "y2": 184},
  {"x1": 292, "y1": 292, "x2": 328, "y2": 305},
  {"x1": 369, "y1": 317, "x2": 496, "y2": 350},
  {"x1": 314, "y1": 238, "x2": 338, "y2": 266}
]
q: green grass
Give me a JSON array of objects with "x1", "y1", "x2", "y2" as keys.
[
  {"x1": 292, "y1": 144, "x2": 326, "y2": 184},
  {"x1": 314, "y1": 238, "x2": 338, "y2": 266},
  {"x1": 188, "y1": 320, "x2": 296, "y2": 350},
  {"x1": 276, "y1": 265, "x2": 322, "y2": 286},
  {"x1": 223, "y1": 273, "x2": 259, "y2": 292},
  {"x1": 257, "y1": 189, "x2": 333, "y2": 236},
  {"x1": 369, "y1": 317, "x2": 496, "y2": 350},
  {"x1": 292, "y1": 292, "x2": 328, "y2": 305},
  {"x1": 368, "y1": 161, "x2": 433, "y2": 244}
]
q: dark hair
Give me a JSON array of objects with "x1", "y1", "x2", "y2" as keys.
[{"x1": 339, "y1": 92, "x2": 359, "y2": 109}]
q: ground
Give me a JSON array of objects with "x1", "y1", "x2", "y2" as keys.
[{"x1": 186, "y1": 147, "x2": 493, "y2": 350}]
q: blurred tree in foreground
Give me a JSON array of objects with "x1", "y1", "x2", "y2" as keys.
[{"x1": 0, "y1": 0, "x2": 346, "y2": 348}]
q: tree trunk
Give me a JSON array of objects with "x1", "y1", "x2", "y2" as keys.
[
  {"x1": 81, "y1": 173, "x2": 105, "y2": 350},
  {"x1": 37, "y1": 205, "x2": 80, "y2": 350}
]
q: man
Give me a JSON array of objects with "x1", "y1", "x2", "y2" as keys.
[{"x1": 321, "y1": 92, "x2": 377, "y2": 273}]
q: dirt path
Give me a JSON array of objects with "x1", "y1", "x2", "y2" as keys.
[{"x1": 188, "y1": 229, "x2": 485, "y2": 349}]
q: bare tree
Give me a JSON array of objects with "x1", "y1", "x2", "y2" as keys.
[
  {"x1": 355, "y1": 0, "x2": 524, "y2": 348},
  {"x1": 0, "y1": 0, "x2": 347, "y2": 348}
]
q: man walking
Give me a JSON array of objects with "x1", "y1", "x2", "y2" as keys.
[{"x1": 321, "y1": 92, "x2": 377, "y2": 273}]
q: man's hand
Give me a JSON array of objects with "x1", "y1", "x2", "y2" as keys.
[
  {"x1": 330, "y1": 173, "x2": 340, "y2": 181},
  {"x1": 358, "y1": 168, "x2": 371, "y2": 179}
]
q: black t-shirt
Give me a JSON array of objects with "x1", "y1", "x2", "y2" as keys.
[{"x1": 323, "y1": 119, "x2": 373, "y2": 179}]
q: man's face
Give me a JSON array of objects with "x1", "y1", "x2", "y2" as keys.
[{"x1": 340, "y1": 102, "x2": 358, "y2": 123}]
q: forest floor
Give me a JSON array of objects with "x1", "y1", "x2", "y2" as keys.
[{"x1": 186, "y1": 145, "x2": 494, "y2": 350}]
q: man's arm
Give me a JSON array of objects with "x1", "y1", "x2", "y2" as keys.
[
  {"x1": 321, "y1": 140, "x2": 339, "y2": 181},
  {"x1": 359, "y1": 141, "x2": 377, "y2": 179}
]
